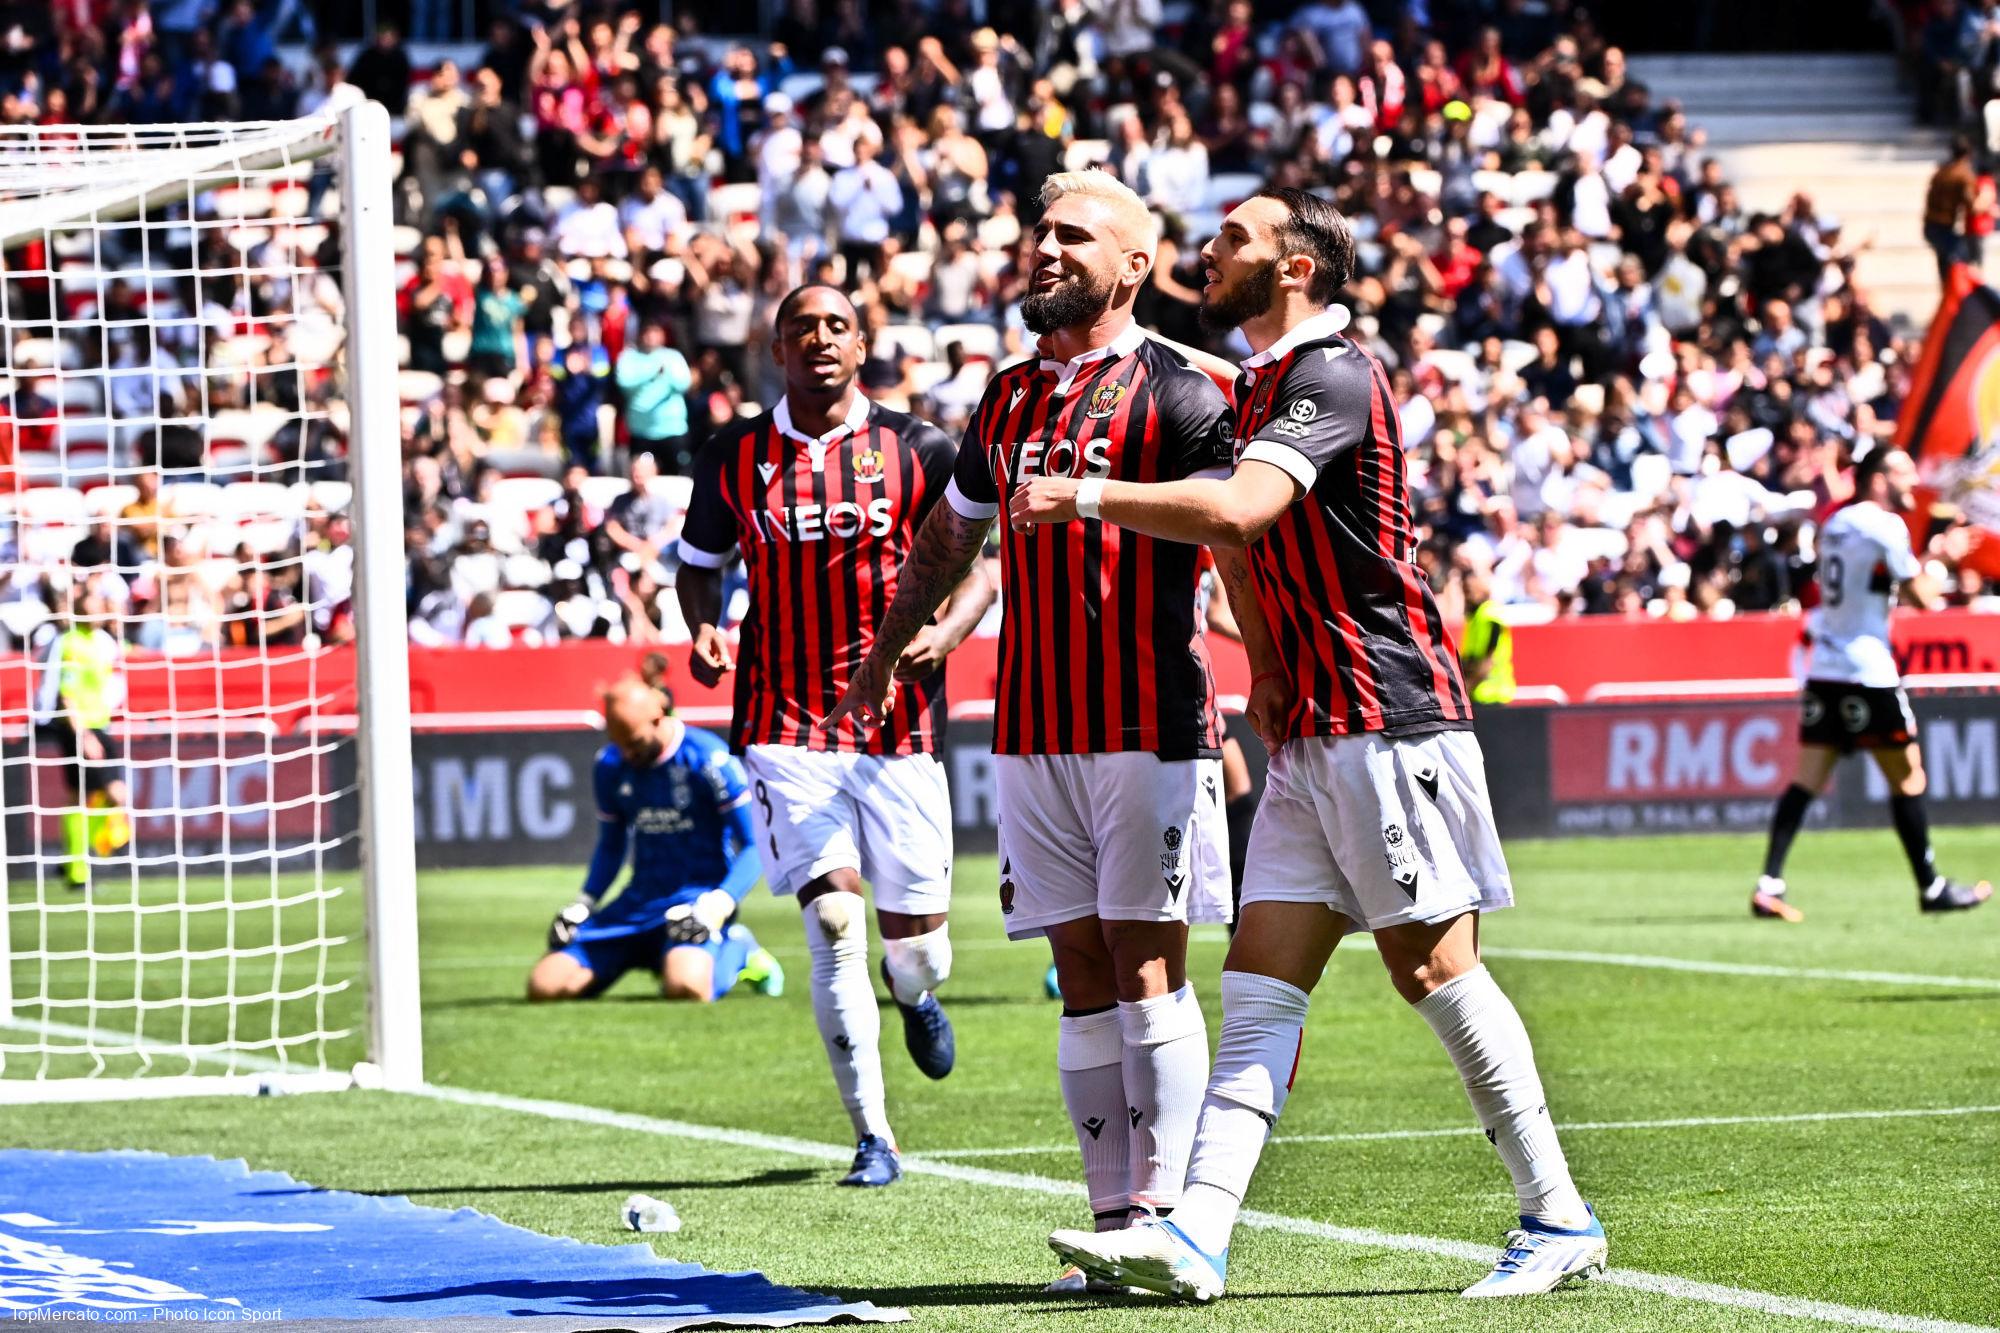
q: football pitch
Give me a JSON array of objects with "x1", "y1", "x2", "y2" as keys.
[{"x1": 5, "y1": 827, "x2": 1999, "y2": 1332}]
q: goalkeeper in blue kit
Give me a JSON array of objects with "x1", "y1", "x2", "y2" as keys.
[{"x1": 528, "y1": 677, "x2": 783, "y2": 1002}]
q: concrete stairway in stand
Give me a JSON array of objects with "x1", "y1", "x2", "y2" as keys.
[{"x1": 1627, "y1": 52, "x2": 1951, "y2": 326}]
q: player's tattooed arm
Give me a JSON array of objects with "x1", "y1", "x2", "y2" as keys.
[
  {"x1": 675, "y1": 565, "x2": 733, "y2": 687},
  {"x1": 1214, "y1": 546, "x2": 1290, "y2": 752},
  {"x1": 895, "y1": 560, "x2": 995, "y2": 681},
  {"x1": 823, "y1": 503, "x2": 993, "y2": 728}
]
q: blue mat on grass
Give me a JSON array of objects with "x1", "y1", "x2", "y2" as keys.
[{"x1": 0, "y1": 1150, "x2": 905, "y2": 1327}]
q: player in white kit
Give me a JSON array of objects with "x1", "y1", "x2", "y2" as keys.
[{"x1": 1754, "y1": 446, "x2": 1991, "y2": 920}]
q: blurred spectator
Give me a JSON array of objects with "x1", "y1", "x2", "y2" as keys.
[
  {"x1": 829, "y1": 135, "x2": 904, "y2": 279},
  {"x1": 1457, "y1": 564, "x2": 1516, "y2": 705},
  {"x1": 616, "y1": 322, "x2": 694, "y2": 473},
  {"x1": 70, "y1": 520, "x2": 144, "y2": 577},
  {"x1": 600, "y1": 452, "x2": 675, "y2": 572},
  {"x1": 347, "y1": 22, "x2": 411, "y2": 116},
  {"x1": 550, "y1": 314, "x2": 611, "y2": 471},
  {"x1": 468, "y1": 256, "x2": 530, "y2": 381},
  {"x1": 1924, "y1": 135, "x2": 1978, "y2": 279}
]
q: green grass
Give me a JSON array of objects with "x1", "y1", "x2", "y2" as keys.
[{"x1": 6, "y1": 828, "x2": 2000, "y2": 1331}]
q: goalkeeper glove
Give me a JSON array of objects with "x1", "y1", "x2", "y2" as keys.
[
  {"x1": 548, "y1": 899, "x2": 593, "y2": 951},
  {"x1": 663, "y1": 889, "x2": 736, "y2": 945}
]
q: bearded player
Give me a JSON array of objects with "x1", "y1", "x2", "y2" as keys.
[
  {"x1": 1753, "y1": 445, "x2": 1990, "y2": 921},
  {"x1": 1015, "y1": 189, "x2": 1606, "y2": 1300},
  {"x1": 827, "y1": 172, "x2": 1236, "y2": 1278},
  {"x1": 676, "y1": 284, "x2": 993, "y2": 1188}
]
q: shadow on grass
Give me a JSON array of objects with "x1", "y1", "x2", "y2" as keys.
[
  {"x1": 1847, "y1": 992, "x2": 2000, "y2": 1003},
  {"x1": 429, "y1": 991, "x2": 1053, "y2": 1012},
  {"x1": 816, "y1": 1282, "x2": 1462, "y2": 1306},
  {"x1": 248, "y1": 1167, "x2": 821, "y2": 1198},
  {"x1": 1582, "y1": 915, "x2": 1759, "y2": 927}
]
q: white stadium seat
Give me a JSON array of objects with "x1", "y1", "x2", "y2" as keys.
[
  {"x1": 1064, "y1": 140, "x2": 1111, "y2": 173},
  {"x1": 219, "y1": 481, "x2": 300, "y2": 521},
  {"x1": 934, "y1": 323, "x2": 1000, "y2": 361},
  {"x1": 12, "y1": 337, "x2": 80, "y2": 371},
  {"x1": 708, "y1": 183, "x2": 763, "y2": 222},
  {"x1": 88, "y1": 484, "x2": 139, "y2": 518},
  {"x1": 645, "y1": 474, "x2": 694, "y2": 514},
  {"x1": 579, "y1": 477, "x2": 631, "y2": 512},
  {"x1": 491, "y1": 477, "x2": 563, "y2": 515},
  {"x1": 18, "y1": 487, "x2": 87, "y2": 527},
  {"x1": 877, "y1": 324, "x2": 935, "y2": 361},
  {"x1": 1422, "y1": 348, "x2": 1479, "y2": 386},
  {"x1": 1204, "y1": 173, "x2": 1265, "y2": 211}
]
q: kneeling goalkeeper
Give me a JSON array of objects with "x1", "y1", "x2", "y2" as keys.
[{"x1": 528, "y1": 676, "x2": 783, "y2": 1003}]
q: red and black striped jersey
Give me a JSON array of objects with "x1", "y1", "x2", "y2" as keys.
[
  {"x1": 678, "y1": 395, "x2": 957, "y2": 755},
  {"x1": 1230, "y1": 309, "x2": 1472, "y2": 742},
  {"x1": 947, "y1": 325, "x2": 1233, "y2": 759}
]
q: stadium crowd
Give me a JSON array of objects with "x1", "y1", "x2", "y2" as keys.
[{"x1": 2, "y1": 0, "x2": 1996, "y2": 661}]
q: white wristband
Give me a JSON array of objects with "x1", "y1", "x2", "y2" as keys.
[{"x1": 1075, "y1": 477, "x2": 1107, "y2": 521}]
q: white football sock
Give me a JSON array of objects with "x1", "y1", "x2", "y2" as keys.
[
  {"x1": 1119, "y1": 982, "x2": 1208, "y2": 1214},
  {"x1": 882, "y1": 925, "x2": 952, "y2": 1005},
  {"x1": 1175, "y1": 970, "x2": 1310, "y2": 1254},
  {"x1": 1058, "y1": 1005, "x2": 1132, "y2": 1227},
  {"x1": 803, "y1": 893, "x2": 892, "y2": 1145},
  {"x1": 1414, "y1": 965, "x2": 1587, "y2": 1228}
]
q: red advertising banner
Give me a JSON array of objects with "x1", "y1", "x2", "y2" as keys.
[
  {"x1": 1549, "y1": 702, "x2": 1800, "y2": 802},
  {"x1": 0, "y1": 611, "x2": 1994, "y2": 726}
]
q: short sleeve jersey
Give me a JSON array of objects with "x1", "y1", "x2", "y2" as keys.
[{"x1": 945, "y1": 326, "x2": 1234, "y2": 758}]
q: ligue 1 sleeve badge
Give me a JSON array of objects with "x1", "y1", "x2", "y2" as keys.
[{"x1": 851, "y1": 446, "x2": 886, "y2": 484}]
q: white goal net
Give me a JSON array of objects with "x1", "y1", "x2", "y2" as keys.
[{"x1": 0, "y1": 104, "x2": 420, "y2": 1101}]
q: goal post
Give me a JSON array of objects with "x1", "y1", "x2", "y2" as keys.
[
  {"x1": 339, "y1": 101, "x2": 424, "y2": 1095},
  {"x1": 0, "y1": 101, "x2": 421, "y2": 1101}
]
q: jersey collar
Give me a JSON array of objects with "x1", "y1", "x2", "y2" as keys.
[
  {"x1": 1037, "y1": 321, "x2": 1147, "y2": 396},
  {"x1": 773, "y1": 394, "x2": 872, "y2": 471},
  {"x1": 654, "y1": 717, "x2": 685, "y2": 764},
  {"x1": 1240, "y1": 306, "x2": 1353, "y2": 372}
]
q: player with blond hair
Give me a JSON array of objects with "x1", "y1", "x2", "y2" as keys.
[{"x1": 828, "y1": 171, "x2": 1241, "y2": 1276}]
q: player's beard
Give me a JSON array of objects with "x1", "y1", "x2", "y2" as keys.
[
  {"x1": 1198, "y1": 258, "x2": 1280, "y2": 334},
  {"x1": 1022, "y1": 266, "x2": 1113, "y2": 335}
]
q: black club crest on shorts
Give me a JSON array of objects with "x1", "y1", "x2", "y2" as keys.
[
  {"x1": 1383, "y1": 822, "x2": 1420, "y2": 893},
  {"x1": 1161, "y1": 825, "x2": 1187, "y2": 897}
]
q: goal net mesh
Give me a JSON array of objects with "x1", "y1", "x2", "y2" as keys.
[{"x1": 0, "y1": 116, "x2": 373, "y2": 1089}]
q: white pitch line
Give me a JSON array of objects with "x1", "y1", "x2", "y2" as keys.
[
  {"x1": 410, "y1": 1082, "x2": 2000, "y2": 1333},
  {"x1": 916, "y1": 1104, "x2": 2000, "y2": 1159},
  {"x1": 0, "y1": 1014, "x2": 289, "y2": 1071},
  {"x1": 397, "y1": 940, "x2": 2000, "y2": 985},
  {"x1": 1480, "y1": 947, "x2": 2000, "y2": 992}
]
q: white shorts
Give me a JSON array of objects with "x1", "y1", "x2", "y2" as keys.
[
  {"x1": 1241, "y1": 729, "x2": 1512, "y2": 934},
  {"x1": 741, "y1": 745, "x2": 954, "y2": 917},
  {"x1": 994, "y1": 752, "x2": 1231, "y2": 941}
]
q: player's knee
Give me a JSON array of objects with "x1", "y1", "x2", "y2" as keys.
[
  {"x1": 883, "y1": 926, "x2": 952, "y2": 997},
  {"x1": 1376, "y1": 928, "x2": 1480, "y2": 1004},
  {"x1": 1046, "y1": 923, "x2": 1119, "y2": 1009},
  {"x1": 809, "y1": 890, "x2": 865, "y2": 946},
  {"x1": 660, "y1": 974, "x2": 713, "y2": 1003},
  {"x1": 1382, "y1": 950, "x2": 1478, "y2": 1004},
  {"x1": 1101, "y1": 919, "x2": 1187, "y2": 1001},
  {"x1": 526, "y1": 955, "x2": 591, "y2": 1001}
]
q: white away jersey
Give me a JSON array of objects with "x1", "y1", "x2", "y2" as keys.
[{"x1": 1807, "y1": 501, "x2": 1921, "y2": 688}]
